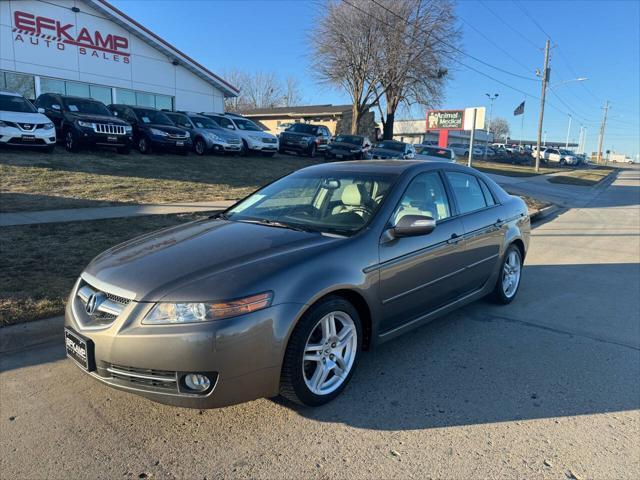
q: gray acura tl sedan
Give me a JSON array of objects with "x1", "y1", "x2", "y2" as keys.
[{"x1": 64, "y1": 161, "x2": 529, "y2": 408}]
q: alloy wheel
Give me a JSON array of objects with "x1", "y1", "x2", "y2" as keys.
[
  {"x1": 138, "y1": 138, "x2": 147, "y2": 153},
  {"x1": 502, "y1": 250, "x2": 521, "y2": 298},
  {"x1": 195, "y1": 139, "x2": 205, "y2": 155},
  {"x1": 65, "y1": 131, "x2": 74, "y2": 150},
  {"x1": 302, "y1": 311, "x2": 357, "y2": 396}
]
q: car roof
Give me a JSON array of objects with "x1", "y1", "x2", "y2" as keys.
[
  {"x1": 0, "y1": 90, "x2": 22, "y2": 97},
  {"x1": 296, "y1": 160, "x2": 472, "y2": 176}
]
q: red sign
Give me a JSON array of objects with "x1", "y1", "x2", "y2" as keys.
[
  {"x1": 13, "y1": 10, "x2": 130, "y2": 63},
  {"x1": 426, "y1": 110, "x2": 464, "y2": 131}
]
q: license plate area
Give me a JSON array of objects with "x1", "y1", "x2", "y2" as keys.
[
  {"x1": 21, "y1": 135, "x2": 35, "y2": 142},
  {"x1": 176, "y1": 141, "x2": 184, "y2": 146},
  {"x1": 65, "y1": 328, "x2": 95, "y2": 371},
  {"x1": 107, "y1": 136, "x2": 117, "y2": 142}
]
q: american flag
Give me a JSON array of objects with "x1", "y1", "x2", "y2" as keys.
[{"x1": 513, "y1": 101, "x2": 525, "y2": 116}]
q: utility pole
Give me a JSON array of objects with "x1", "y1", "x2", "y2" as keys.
[
  {"x1": 565, "y1": 114, "x2": 572, "y2": 148},
  {"x1": 484, "y1": 93, "x2": 498, "y2": 159},
  {"x1": 535, "y1": 38, "x2": 551, "y2": 172},
  {"x1": 596, "y1": 101, "x2": 610, "y2": 164}
]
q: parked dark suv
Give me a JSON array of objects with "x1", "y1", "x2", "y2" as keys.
[
  {"x1": 108, "y1": 105, "x2": 191, "y2": 154},
  {"x1": 279, "y1": 123, "x2": 332, "y2": 157},
  {"x1": 35, "y1": 93, "x2": 132, "y2": 153}
]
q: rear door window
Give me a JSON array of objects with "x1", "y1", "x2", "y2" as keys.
[{"x1": 445, "y1": 172, "x2": 488, "y2": 215}]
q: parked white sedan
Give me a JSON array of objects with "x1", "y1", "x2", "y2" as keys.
[
  {"x1": 414, "y1": 145, "x2": 456, "y2": 162},
  {"x1": 449, "y1": 142, "x2": 483, "y2": 158}
]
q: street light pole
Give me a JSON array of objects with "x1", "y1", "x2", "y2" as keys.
[
  {"x1": 485, "y1": 93, "x2": 498, "y2": 159},
  {"x1": 565, "y1": 114, "x2": 572, "y2": 148}
]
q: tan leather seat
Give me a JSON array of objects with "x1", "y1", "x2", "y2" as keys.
[{"x1": 333, "y1": 184, "x2": 370, "y2": 217}]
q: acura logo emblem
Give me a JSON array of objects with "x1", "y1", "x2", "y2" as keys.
[{"x1": 85, "y1": 292, "x2": 106, "y2": 315}]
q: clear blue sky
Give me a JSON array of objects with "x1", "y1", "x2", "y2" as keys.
[{"x1": 111, "y1": 0, "x2": 640, "y2": 158}]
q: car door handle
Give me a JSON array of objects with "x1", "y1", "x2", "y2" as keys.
[
  {"x1": 494, "y1": 218, "x2": 505, "y2": 227},
  {"x1": 447, "y1": 233, "x2": 462, "y2": 245}
]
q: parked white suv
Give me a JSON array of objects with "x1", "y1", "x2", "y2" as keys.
[
  {"x1": 202, "y1": 112, "x2": 279, "y2": 156},
  {"x1": 542, "y1": 148, "x2": 579, "y2": 166},
  {"x1": 0, "y1": 90, "x2": 56, "y2": 151}
]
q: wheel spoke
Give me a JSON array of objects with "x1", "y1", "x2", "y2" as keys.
[
  {"x1": 303, "y1": 352, "x2": 323, "y2": 363},
  {"x1": 321, "y1": 314, "x2": 337, "y2": 341},
  {"x1": 311, "y1": 364, "x2": 330, "y2": 391},
  {"x1": 337, "y1": 326, "x2": 354, "y2": 349}
]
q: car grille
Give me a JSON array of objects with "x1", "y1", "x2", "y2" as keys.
[
  {"x1": 167, "y1": 133, "x2": 189, "y2": 140},
  {"x1": 105, "y1": 363, "x2": 179, "y2": 392},
  {"x1": 7, "y1": 137, "x2": 46, "y2": 145},
  {"x1": 3, "y1": 121, "x2": 46, "y2": 131},
  {"x1": 93, "y1": 123, "x2": 126, "y2": 135},
  {"x1": 75, "y1": 279, "x2": 132, "y2": 329},
  {"x1": 227, "y1": 138, "x2": 241, "y2": 144},
  {"x1": 262, "y1": 137, "x2": 277, "y2": 143}
]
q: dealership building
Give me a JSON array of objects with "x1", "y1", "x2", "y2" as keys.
[{"x1": 0, "y1": 0, "x2": 238, "y2": 111}]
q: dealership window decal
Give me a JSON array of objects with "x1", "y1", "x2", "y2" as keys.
[{"x1": 12, "y1": 10, "x2": 130, "y2": 63}]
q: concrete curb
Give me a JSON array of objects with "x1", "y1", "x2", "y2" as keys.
[
  {"x1": 530, "y1": 204, "x2": 560, "y2": 223},
  {"x1": 0, "y1": 316, "x2": 64, "y2": 354}
]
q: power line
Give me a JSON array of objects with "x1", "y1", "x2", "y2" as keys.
[
  {"x1": 512, "y1": 0, "x2": 552, "y2": 39},
  {"x1": 477, "y1": 0, "x2": 540, "y2": 51},
  {"x1": 367, "y1": 0, "x2": 540, "y2": 81}
]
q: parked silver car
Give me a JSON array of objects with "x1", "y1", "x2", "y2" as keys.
[
  {"x1": 414, "y1": 145, "x2": 455, "y2": 162},
  {"x1": 202, "y1": 112, "x2": 279, "y2": 156},
  {"x1": 64, "y1": 161, "x2": 529, "y2": 409},
  {"x1": 165, "y1": 112, "x2": 242, "y2": 155}
]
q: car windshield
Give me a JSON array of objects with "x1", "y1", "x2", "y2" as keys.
[
  {"x1": 225, "y1": 171, "x2": 398, "y2": 236},
  {"x1": 0, "y1": 94, "x2": 37, "y2": 113},
  {"x1": 287, "y1": 123, "x2": 318, "y2": 134},
  {"x1": 334, "y1": 135, "x2": 363, "y2": 146},
  {"x1": 191, "y1": 116, "x2": 219, "y2": 129},
  {"x1": 166, "y1": 113, "x2": 191, "y2": 128},
  {"x1": 232, "y1": 118, "x2": 261, "y2": 131},
  {"x1": 416, "y1": 146, "x2": 452, "y2": 158},
  {"x1": 376, "y1": 141, "x2": 404, "y2": 152},
  {"x1": 560, "y1": 149, "x2": 573, "y2": 155},
  {"x1": 134, "y1": 109, "x2": 173, "y2": 125},
  {"x1": 64, "y1": 98, "x2": 111, "y2": 116}
]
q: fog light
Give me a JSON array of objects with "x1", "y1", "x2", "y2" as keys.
[{"x1": 184, "y1": 373, "x2": 211, "y2": 392}]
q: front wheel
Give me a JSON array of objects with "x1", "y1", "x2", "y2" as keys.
[
  {"x1": 560, "y1": 158, "x2": 566, "y2": 166},
  {"x1": 138, "y1": 137, "x2": 151, "y2": 154},
  {"x1": 280, "y1": 296, "x2": 362, "y2": 406},
  {"x1": 490, "y1": 245, "x2": 523, "y2": 304},
  {"x1": 64, "y1": 130, "x2": 79, "y2": 152},
  {"x1": 194, "y1": 138, "x2": 207, "y2": 155},
  {"x1": 308, "y1": 143, "x2": 317, "y2": 158}
]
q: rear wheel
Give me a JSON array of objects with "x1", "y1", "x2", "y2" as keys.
[
  {"x1": 490, "y1": 245, "x2": 523, "y2": 304},
  {"x1": 280, "y1": 296, "x2": 362, "y2": 406},
  {"x1": 308, "y1": 143, "x2": 317, "y2": 158},
  {"x1": 560, "y1": 158, "x2": 566, "y2": 166}
]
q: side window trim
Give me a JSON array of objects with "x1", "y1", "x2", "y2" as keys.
[
  {"x1": 387, "y1": 170, "x2": 453, "y2": 227},
  {"x1": 443, "y1": 170, "x2": 500, "y2": 218}
]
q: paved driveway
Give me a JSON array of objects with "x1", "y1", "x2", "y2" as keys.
[{"x1": 1, "y1": 170, "x2": 638, "y2": 479}]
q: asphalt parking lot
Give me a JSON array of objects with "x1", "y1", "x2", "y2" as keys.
[{"x1": 1, "y1": 169, "x2": 639, "y2": 479}]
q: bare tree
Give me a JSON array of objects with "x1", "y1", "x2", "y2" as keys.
[
  {"x1": 374, "y1": 0, "x2": 459, "y2": 139},
  {"x1": 311, "y1": 1, "x2": 385, "y2": 134},
  {"x1": 283, "y1": 76, "x2": 303, "y2": 107},
  {"x1": 490, "y1": 117, "x2": 511, "y2": 142}
]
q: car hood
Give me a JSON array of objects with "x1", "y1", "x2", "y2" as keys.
[
  {"x1": 371, "y1": 147, "x2": 403, "y2": 157},
  {"x1": 281, "y1": 131, "x2": 314, "y2": 140},
  {"x1": 204, "y1": 127, "x2": 240, "y2": 141},
  {"x1": 66, "y1": 112, "x2": 129, "y2": 125},
  {"x1": 329, "y1": 142, "x2": 361, "y2": 150},
  {"x1": 0, "y1": 111, "x2": 52, "y2": 124},
  {"x1": 85, "y1": 219, "x2": 341, "y2": 302},
  {"x1": 143, "y1": 124, "x2": 188, "y2": 135}
]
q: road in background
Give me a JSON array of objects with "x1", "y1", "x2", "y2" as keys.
[{"x1": 1, "y1": 169, "x2": 639, "y2": 479}]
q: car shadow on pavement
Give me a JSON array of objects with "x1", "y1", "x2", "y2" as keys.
[{"x1": 287, "y1": 263, "x2": 640, "y2": 430}]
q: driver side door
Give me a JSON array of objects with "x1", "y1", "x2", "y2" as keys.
[{"x1": 378, "y1": 171, "x2": 467, "y2": 333}]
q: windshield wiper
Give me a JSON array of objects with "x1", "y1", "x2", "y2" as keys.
[
  {"x1": 210, "y1": 212, "x2": 229, "y2": 220},
  {"x1": 238, "y1": 218, "x2": 316, "y2": 233}
]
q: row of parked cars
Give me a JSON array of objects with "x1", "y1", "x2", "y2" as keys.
[{"x1": 0, "y1": 89, "x2": 280, "y2": 156}]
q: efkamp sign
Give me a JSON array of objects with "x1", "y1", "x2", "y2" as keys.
[{"x1": 427, "y1": 110, "x2": 464, "y2": 130}]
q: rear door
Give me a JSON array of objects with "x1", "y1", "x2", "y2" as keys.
[
  {"x1": 444, "y1": 171, "x2": 503, "y2": 293},
  {"x1": 378, "y1": 171, "x2": 467, "y2": 333}
]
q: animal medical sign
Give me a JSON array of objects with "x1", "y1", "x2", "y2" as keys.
[
  {"x1": 426, "y1": 110, "x2": 464, "y2": 130},
  {"x1": 12, "y1": 10, "x2": 130, "y2": 63}
]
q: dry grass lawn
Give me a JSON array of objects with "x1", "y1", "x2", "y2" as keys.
[
  {"x1": 0, "y1": 147, "x2": 322, "y2": 212},
  {"x1": 547, "y1": 166, "x2": 615, "y2": 186},
  {"x1": 0, "y1": 212, "x2": 210, "y2": 326},
  {"x1": 462, "y1": 159, "x2": 566, "y2": 177}
]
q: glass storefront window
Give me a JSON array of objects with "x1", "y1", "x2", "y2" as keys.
[
  {"x1": 90, "y1": 85, "x2": 112, "y2": 105},
  {"x1": 117, "y1": 89, "x2": 136, "y2": 105},
  {"x1": 135, "y1": 91, "x2": 155, "y2": 108},
  {"x1": 155, "y1": 94, "x2": 173, "y2": 110},
  {"x1": 40, "y1": 77, "x2": 66, "y2": 95},
  {"x1": 2, "y1": 71, "x2": 36, "y2": 99},
  {"x1": 66, "y1": 82, "x2": 90, "y2": 98}
]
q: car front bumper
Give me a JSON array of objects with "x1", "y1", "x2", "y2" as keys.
[
  {"x1": 208, "y1": 139, "x2": 242, "y2": 153},
  {"x1": 0, "y1": 126, "x2": 56, "y2": 146},
  {"x1": 149, "y1": 135, "x2": 192, "y2": 151},
  {"x1": 247, "y1": 138, "x2": 279, "y2": 152},
  {"x1": 63, "y1": 279, "x2": 303, "y2": 408},
  {"x1": 75, "y1": 127, "x2": 133, "y2": 147}
]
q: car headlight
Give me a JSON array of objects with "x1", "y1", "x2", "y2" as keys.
[
  {"x1": 43, "y1": 122, "x2": 55, "y2": 130},
  {"x1": 150, "y1": 128, "x2": 168, "y2": 137},
  {"x1": 124, "y1": 125, "x2": 132, "y2": 133},
  {"x1": 184, "y1": 131, "x2": 190, "y2": 138},
  {"x1": 248, "y1": 134, "x2": 263, "y2": 141},
  {"x1": 206, "y1": 132, "x2": 223, "y2": 142},
  {"x1": 350, "y1": 148, "x2": 360, "y2": 153},
  {"x1": 77, "y1": 120, "x2": 93, "y2": 128},
  {"x1": 142, "y1": 292, "x2": 273, "y2": 324}
]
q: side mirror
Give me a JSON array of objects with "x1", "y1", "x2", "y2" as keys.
[
  {"x1": 37, "y1": 107, "x2": 45, "y2": 114},
  {"x1": 226, "y1": 124, "x2": 235, "y2": 130},
  {"x1": 392, "y1": 215, "x2": 436, "y2": 238},
  {"x1": 52, "y1": 104, "x2": 61, "y2": 110}
]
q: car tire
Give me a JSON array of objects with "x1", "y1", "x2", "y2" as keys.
[
  {"x1": 116, "y1": 147, "x2": 130, "y2": 154},
  {"x1": 308, "y1": 143, "x2": 317, "y2": 158},
  {"x1": 64, "y1": 130, "x2": 79, "y2": 152},
  {"x1": 560, "y1": 158, "x2": 566, "y2": 166},
  {"x1": 241, "y1": 140, "x2": 249, "y2": 156},
  {"x1": 280, "y1": 296, "x2": 362, "y2": 407},
  {"x1": 489, "y1": 244, "x2": 523, "y2": 304},
  {"x1": 194, "y1": 138, "x2": 206, "y2": 156},
  {"x1": 138, "y1": 137, "x2": 151, "y2": 154}
]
